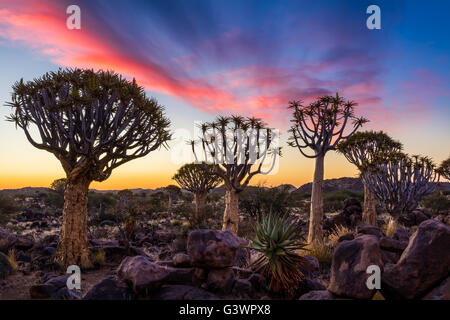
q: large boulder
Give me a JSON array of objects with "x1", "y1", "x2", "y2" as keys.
[
  {"x1": 381, "y1": 220, "x2": 450, "y2": 299},
  {"x1": 117, "y1": 256, "x2": 171, "y2": 295},
  {"x1": 0, "y1": 252, "x2": 13, "y2": 279},
  {"x1": 187, "y1": 230, "x2": 241, "y2": 268},
  {"x1": 328, "y1": 235, "x2": 383, "y2": 299},
  {"x1": 30, "y1": 275, "x2": 70, "y2": 299},
  {"x1": 84, "y1": 277, "x2": 135, "y2": 300}
]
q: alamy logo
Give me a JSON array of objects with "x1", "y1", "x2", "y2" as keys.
[
  {"x1": 366, "y1": 264, "x2": 381, "y2": 290},
  {"x1": 66, "y1": 5, "x2": 81, "y2": 30},
  {"x1": 366, "y1": 5, "x2": 381, "y2": 30},
  {"x1": 66, "y1": 265, "x2": 81, "y2": 290}
]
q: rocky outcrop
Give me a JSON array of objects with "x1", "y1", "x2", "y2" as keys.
[
  {"x1": 328, "y1": 235, "x2": 383, "y2": 299},
  {"x1": 381, "y1": 220, "x2": 450, "y2": 299}
]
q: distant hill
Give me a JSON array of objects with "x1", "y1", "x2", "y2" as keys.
[
  {"x1": 293, "y1": 177, "x2": 364, "y2": 195},
  {"x1": 1, "y1": 178, "x2": 448, "y2": 197}
]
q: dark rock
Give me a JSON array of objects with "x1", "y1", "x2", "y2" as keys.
[
  {"x1": 338, "y1": 233, "x2": 355, "y2": 242},
  {"x1": 381, "y1": 250, "x2": 401, "y2": 265},
  {"x1": 165, "y1": 267, "x2": 194, "y2": 285},
  {"x1": 422, "y1": 277, "x2": 450, "y2": 300},
  {"x1": 43, "y1": 247, "x2": 56, "y2": 256},
  {"x1": 117, "y1": 256, "x2": 171, "y2": 295},
  {"x1": 0, "y1": 227, "x2": 17, "y2": 252},
  {"x1": 382, "y1": 220, "x2": 450, "y2": 299},
  {"x1": 30, "y1": 275, "x2": 69, "y2": 299},
  {"x1": 232, "y1": 279, "x2": 253, "y2": 298},
  {"x1": 172, "y1": 253, "x2": 191, "y2": 268},
  {"x1": 328, "y1": 235, "x2": 383, "y2": 299},
  {"x1": 84, "y1": 277, "x2": 135, "y2": 300},
  {"x1": 187, "y1": 230, "x2": 241, "y2": 268},
  {"x1": 392, "y1": 228, "x2": 411, "y2": 242},
  {"x1": 356, "y1": 224, "x2": 383, "y2": 239},
  {"x1": 300, "y1": 255, "x2": 320, "y2": 275},
  {"x1": 13, "y1": 236, "x2": 34, "y2": 251},
  {"x1": 192, "y1": 267, "x2": 208, "y2": 287},
  {"x1": 248, "y1": 273, "x2": 268, "y2": 292},
  {"x1": 230, "y1": 266, "x2": 253, "y2": 279},
  {"x1": 379, "y1": 237, "x2": 407, "y2": 254},
  {"x1": 206, "y1": 268, "x2": 236, "y2": 294},
  {"x1": 153, "y1": 285, "x2": 219, "y2": 300},
  {"x1": 0, "y1": 252, "x2": 13, "y2": 279},
  {"x1": 299, "y1": 290, "x2": 335, "y2": 300}
]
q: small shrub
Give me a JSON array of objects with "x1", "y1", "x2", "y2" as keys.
[
  {"x1": 249, "y1": 213, "x2": 308, "y2": 297},
  {"x1": 8, "y1": 249, "x2": 18, "y2": 272},
  {"x1": 91, "y1": 250, "x2": 106, "y2": 266},
  {"x1": 421, "y1": 191, "x2": 450, "y2": 215},
  {"x1": 382, "y1": 216, "x2": 398, "y2": 237}
]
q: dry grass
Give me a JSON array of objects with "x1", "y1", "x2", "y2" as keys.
[
  {"x1": 382, "y1": 216, "x2": 398, "y2": 237},
  {"x1": 91, "y1": 249, "x2": 106, "y2": 266},
  {"x1": 8, "y1": 249, "x2": 18, "y2": 272},
  {"x1": 328, "y1": 225, "x2": 353, "y2": 248},
  {"x1": 302, "y1": 238, "x2": 333, "y2": 265}
]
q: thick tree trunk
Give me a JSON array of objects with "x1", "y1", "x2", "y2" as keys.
[
  {"x1": 222, "y1": 189, "x2": 239, "y2": 234},
  {"x1": 194, "y1": 192, "x2": 207, "y2": 225},
  {"x1": 308, "y1": 154, "x2": 324, "y2": 244},
  {"x1": 55, "y1": 176, "x2": 91, "y2": 268},
  {"x1": 362, "y1": 182, "x2": 377, "y2": 225}
]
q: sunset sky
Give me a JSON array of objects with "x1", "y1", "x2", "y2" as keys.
[{"x1": 0, "y1": 0, "x2": 449, "y2": 190}]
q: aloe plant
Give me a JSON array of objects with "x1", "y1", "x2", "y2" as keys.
[{"x1": 249, "y1": 213, "x2": 308, "y2": 297}]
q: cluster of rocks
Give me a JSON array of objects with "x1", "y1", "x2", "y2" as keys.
[
  {"x1": 300, "y1": 219, "x2": 450, "y2": 300},
  {"x1": 71, "y1": 229, "x2": 269, "y2": 300},
  {"x1": 323, "y1": 198, "x2": 363, "y2": 230}
]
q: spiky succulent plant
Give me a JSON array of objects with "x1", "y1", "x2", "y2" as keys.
[{"x1": 249, "y1": 213, "x2": 308, "y2": 297}]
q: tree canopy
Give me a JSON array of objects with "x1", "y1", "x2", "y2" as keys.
[{"x1": 6, "y1": 68, "x2": 171, "y2": 182}]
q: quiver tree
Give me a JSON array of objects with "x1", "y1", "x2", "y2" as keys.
[
  {"x1": 172, "y1": 163, "x2": 222, "y2": 225},
  {"x1": 164, "y1": 184, "x2": 181, "y2": 211},
  {"x1": 50, "y1": 178, "x2": 67, "y2": 196},
  {"x1": 191, "y1": 116, "x2": 281, "y2": 234},
  {"x1": 337, "y1": 131, "x2": 403, "y2": 225},
  {"x1": 6, "y1": 68, "x2": 171, "y2": 267},
  {"x1": 361, "y1": 152, "x2": 438, "y2": 218},
  {"x1": 438, "y1": 156, "x2": 450, "y2": 180},
  {"x1": 288, "y1": 94, "x2": 368, "y2": 243}
]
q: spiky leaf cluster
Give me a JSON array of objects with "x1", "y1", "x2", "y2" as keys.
[
  {"x1": 6, "y1": 68, "x2": 171, "y2": 182},
  {"x1": 250, "y1": 213, "x2": 308, "y2": 297},
  {"x1": 191, "y1": 115, "x2": 281, "y2": 192},
  {"x1": 288, "y1": 94, "x2": 369, "y2": 158}
]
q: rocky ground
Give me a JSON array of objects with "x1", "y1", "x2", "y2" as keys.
[{"x1": 0, "y1": 197, "x2": 449, "y2": 300}]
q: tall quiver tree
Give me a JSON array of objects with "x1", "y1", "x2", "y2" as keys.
[
  {"x1": 191, "y1": 116, "x2": 280, "y2": 234},
  {"x1": 361, "y1": 152, "x2": 438, "y2": 218},
  {"x1": 172, "y1": 163, "x2": 222, "y2": 225},
  {"x1": 337, "y1": 131, "x2": 403, "y2": 225},
  {"x1": 6, "y1": 69, "x2": 171, "y2": 267},
  {"x1": 288, "y1": 94, "x2": 368, "y2": 243}
]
